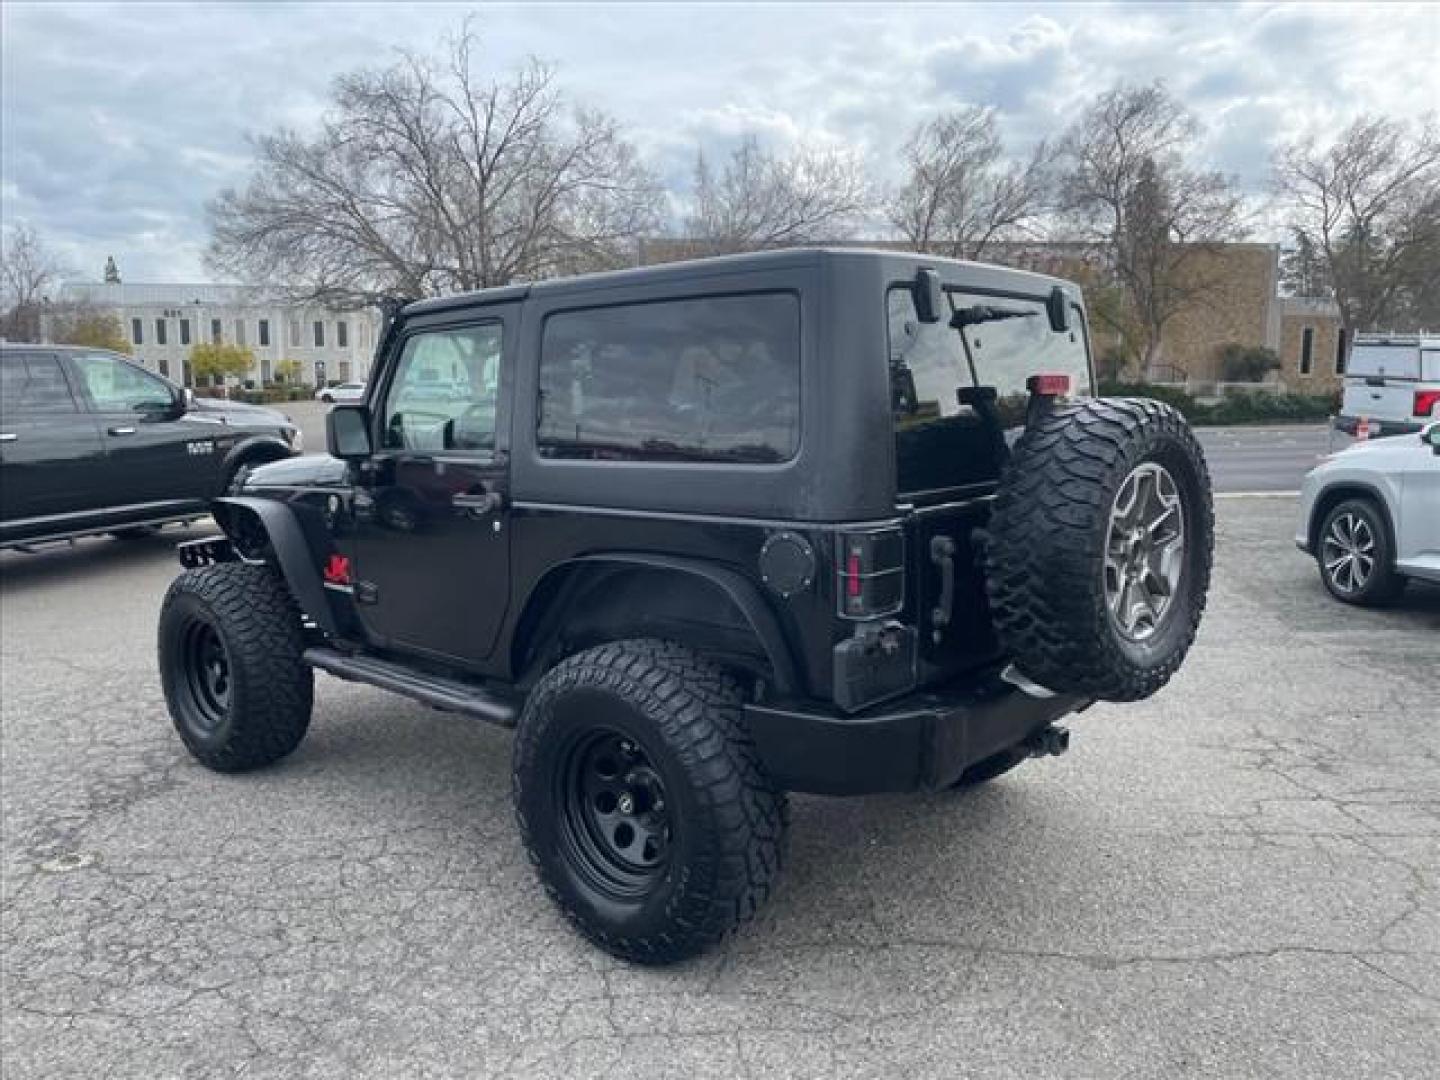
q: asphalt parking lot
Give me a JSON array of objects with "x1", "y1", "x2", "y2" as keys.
[{"x1": 2, "y1": 496, "x2": 1437, "y2": 1079}]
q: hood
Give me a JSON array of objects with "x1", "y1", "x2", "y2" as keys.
[
  {"x1": 242, "y1": 452, "x2": 349, "y2": 490},
  {"x1": 1333, "y1": 430, "x2": 1428, "y2": 460},
  {"x1": 187, "y1": 394, "x2": 290, "y2": 426}
]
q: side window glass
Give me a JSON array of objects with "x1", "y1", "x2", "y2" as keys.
[
  {"x1": 0, "y1": 354, "x2": 79, "y2": 414},
  {"x1": 381, "y1": 324, "x2": 503, "y2": 453},
  {"x1": 536, "y1": 293, "x2": 800, "y2": 464},
  {"x1": 70, "y1": 353, "x2": 174, "y2": 412}
]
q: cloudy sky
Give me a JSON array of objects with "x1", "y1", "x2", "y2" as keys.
[{"x1": 2, "y1": 1, "x2": 1436, "y2": 284}]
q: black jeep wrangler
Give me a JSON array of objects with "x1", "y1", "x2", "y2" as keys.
[{"x1": 157, "y1": 248, "x2": 1212, "y2": 964}]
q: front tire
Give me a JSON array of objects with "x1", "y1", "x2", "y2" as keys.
[
  {"x1": 513, "y1": 640, "x2": 787, "y2": 965},
  {"x1": 1317, "y1": 498, "x2": 1405, "y2": 605},
  {"x1": 158, "y1": 563, "x2": 313, "y2": 771},
  {"x1": 319, "y1": 393, "x2": 334, "y2": 404}
]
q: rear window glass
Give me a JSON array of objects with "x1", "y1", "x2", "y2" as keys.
[
  {"x1": 1349, "y1": 343, "x2": 1421, "y2": 381},
  {"x1": 0, "y1": 353, "x2": 78, "y2": 414},
  {"x1": 537, "y1": 293, "x2": 800, "y2": 464},
  {"x1": 888, "y1": 285, "x2": 1091, "y2": 494}
]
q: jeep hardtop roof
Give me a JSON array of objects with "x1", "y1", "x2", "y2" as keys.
[{"x1": 403, "y1": 247, "x2": 1079, "y2": 319}]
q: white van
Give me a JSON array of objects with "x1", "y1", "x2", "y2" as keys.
[{"x1": 1338, "y1": 335, "x2": 1440, "y2": 438}]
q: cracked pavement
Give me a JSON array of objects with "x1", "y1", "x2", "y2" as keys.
[{"x1": 2, "y1": 497, "x2": 1437, "y2": 1078}]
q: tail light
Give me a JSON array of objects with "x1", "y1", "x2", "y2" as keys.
[
  {"x1": 836, "y1": 529, "x2": 905, "y2": 619},
  {"x1": 1026, "y1": 373, "x2": 1072, "y2": 397},
  {"x1": 1414, "y1": 389, "x2": 1440, "y2": 418}
]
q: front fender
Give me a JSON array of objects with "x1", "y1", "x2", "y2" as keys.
[
  {"x1": 219, "y1": 435, "x2": 294, "y2": 491},
  {"x1": 211, "y1": 496, "x2": 338, "y2": 636}
]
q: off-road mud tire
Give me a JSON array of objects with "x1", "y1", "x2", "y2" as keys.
[
  {"x1": 513, "y1": 639, "x2": 788, "y2": 965},
  {"x1": 984, "y1": 397, "x2": 1213, "y2": 702},
  {"x1": 158, "y1": 563, "x2": 313, "y2": 771}
]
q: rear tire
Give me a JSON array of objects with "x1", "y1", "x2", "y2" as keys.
[
  {"x1": 1316, "y1": 498, "x2": 1405, "y2": 605},
  {"x1": 158, "y1": 563, "x2": 313, "y2": 771},
  {"x1": 513, "y1": 640, "x2": 787, "y2": 965},
  {"x1": 984, "y1": 397, "x2": 1214, "y2": 702}
]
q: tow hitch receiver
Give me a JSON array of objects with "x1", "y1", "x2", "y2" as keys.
[{"x1": 1025, "y1": 724, "x2": 1070, "y2": 758}]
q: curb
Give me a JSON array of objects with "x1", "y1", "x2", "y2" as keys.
[{"x1": 1214, "y1": 490, "x2": 1301, "y2": 499}]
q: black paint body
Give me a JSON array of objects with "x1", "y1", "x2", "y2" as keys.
[
  {"x1": 1, "y1": 344, "x2": 299, "y2": 547},
  {"x1": 221, "y1": 248, "x2": 1097, "y2": 792}
]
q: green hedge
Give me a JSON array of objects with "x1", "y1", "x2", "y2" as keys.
[
  {"x1": 1097, "y1": 381, "x2": 1336, "y2": 425},
  {"x1": 229, "y1": 388, "x2": 315, "y2": 405}
]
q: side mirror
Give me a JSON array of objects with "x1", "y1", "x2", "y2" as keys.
[
  {"x1": 1046, "y1": 286, "x2": 1071, "y2": 333},
  {"x1": 914, "y1": 268, "x2": 946, "y2": 324},
  {"x1": 327, "y1": 405, "x2": 373, "y2": 460}
]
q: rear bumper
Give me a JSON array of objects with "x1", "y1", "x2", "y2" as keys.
[
  {"x1": 744, "y1": 676, "x2": 1090, "y2": 795},
  {"x1": 1335, "y1": 415, "x2": 1423, "y2": 437}
]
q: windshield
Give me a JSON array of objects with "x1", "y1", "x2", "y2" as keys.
[{"x1": 887, "y1": 284, "x2": 1092, "y2": 495}]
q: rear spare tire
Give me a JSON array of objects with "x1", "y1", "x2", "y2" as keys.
[{"x1": 984, "y1": 397, "x2": 1213, "y2": 702}]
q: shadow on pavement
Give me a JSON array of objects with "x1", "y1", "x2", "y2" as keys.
[{"x1": 0, "y1": 527, "x2": 200, "y2": 594}]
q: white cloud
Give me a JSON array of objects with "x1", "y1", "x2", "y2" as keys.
[{"x1": 2, "y1": 1, "x2": 1436, "y2": 282}]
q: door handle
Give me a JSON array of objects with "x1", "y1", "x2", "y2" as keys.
[
  {"x1": 452, "y1": 490, "x2": 505, "y2": 517},
  {"x1": 0, "y1": 433, "x2": 16, "y2": 443},
  {"x1": 107, "y1": 426, "x2": 137, "y2": 436}
]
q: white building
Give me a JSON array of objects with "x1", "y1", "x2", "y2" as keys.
[{"x1": 56, "y1": 281, "x2": 381, "y2": 388}]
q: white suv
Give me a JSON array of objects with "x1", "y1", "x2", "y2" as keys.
[
  {"x1": 1297, "y1": 423, "x2": 1440, "y2": 604},
  {"x1": 315, "y1": 382, "x2": 366, "y2": 404}
]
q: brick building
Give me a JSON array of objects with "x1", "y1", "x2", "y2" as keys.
[{"x1": 640, "y1": 238, "x2": 1345, "y2": 395}]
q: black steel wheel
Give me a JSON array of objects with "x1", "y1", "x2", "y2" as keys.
[
  {"x1": 176, "y1": 615, "x2": 233, "y2": 734},
  {"x1": 514, "y1": 640, "x2": 788, "y2": 965},
  {"x1": 556, "y1": 729, "x2": 673, "y2": 899},
  {"x1": 158, "y1": 563, "x2": 313, "y2": 771}
]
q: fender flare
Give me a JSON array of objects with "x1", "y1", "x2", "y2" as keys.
[
  {"x1": 211, "y1": 496, "x2": 337, "y2": 636},
  {"x1": 520, "y1": 553, "x2": 804, "y2": 697},
  {"x1": 219, "y1": 434, "x2": 293, "y2": 487}
]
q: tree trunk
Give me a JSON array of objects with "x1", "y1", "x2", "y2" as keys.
[{"x1": 1141, "y1": 334, "x2": 1164, "y2": 382}]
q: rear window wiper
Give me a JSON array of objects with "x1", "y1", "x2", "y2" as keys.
[{"x1": 950, "y1": 305, "x2": 1036, "y2": 329}]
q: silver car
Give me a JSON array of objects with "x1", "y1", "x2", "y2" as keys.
[{"x1": 1296, "y1": 422, "x2": 1440, "y2": 604}]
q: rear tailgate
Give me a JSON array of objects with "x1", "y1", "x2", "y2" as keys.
[{"x1": 1342, "y1": 342, "x2": 1423, "y2": 429}]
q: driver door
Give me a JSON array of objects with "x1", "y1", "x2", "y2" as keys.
[
  {"x1": 348, "y1": 313, "x2": 514, "y2": 666},
  {"x1": 66, "y1": 351, "x2": 212, "y2": 509}
]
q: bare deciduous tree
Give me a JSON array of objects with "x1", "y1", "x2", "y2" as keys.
[
  {"x1": 1, "y1": 224, "x2": 70, "y2": 342},
  {"x1": 684, "y1": 135, "x2": 870, "y2": 254},
  {"x1": 890, "y1": 107, "x2": 1052, "y2": 260},
  {"x1": 1058, "y1": 82, "x2": 1246, "y2": 375},
  {"x1": 208, "y1": 25, "x2": 664, "y2": 304},
  {"x1": 1274, "y1": 115, "x2": 1440, "y2": 338}
]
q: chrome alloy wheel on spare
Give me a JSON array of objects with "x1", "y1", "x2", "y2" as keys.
[{"x1": 1103, "y1": 462, "x2": 1186, "y2": 643}]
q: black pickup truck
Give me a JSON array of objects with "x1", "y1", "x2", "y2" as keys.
[{"x1": 0, "y1": 344, "x2": 300, "y2": 549}]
